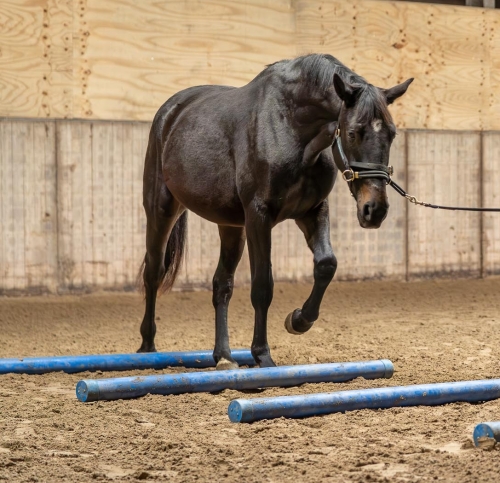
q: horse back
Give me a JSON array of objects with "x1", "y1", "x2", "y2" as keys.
[{"x1": 151, "y1": 85, "x2": 236, "y2": 144}]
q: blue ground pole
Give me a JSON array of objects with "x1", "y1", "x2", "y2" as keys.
[
  {"x1": 228, "y1": 379, "x2": 500, "y2": 423},
  {"x1": 76, "y1": 359, "x2": 394, "y2": 402},
  {"x1": 0, "y1": 349, "x2": 255, "y2": 375},
  {"x1": 473, "y1": 422, "x2": 500, "y2": 448}
]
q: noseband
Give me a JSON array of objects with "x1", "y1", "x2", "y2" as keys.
[{"x1": 331, "y1": 128, "x2": 393, "y2": 183}]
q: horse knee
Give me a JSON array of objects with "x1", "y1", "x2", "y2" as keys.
[{"x1": 314, "y1": 255, "x2": 337, "y2": 283}]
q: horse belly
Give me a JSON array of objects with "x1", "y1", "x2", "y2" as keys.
[{"x1": 165, "y1": 166, "x2": 245, "y2": 226}]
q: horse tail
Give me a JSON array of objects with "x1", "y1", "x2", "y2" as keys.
[
  {"x1": 160, "y1": 211, "x2": 188, "y2": 294},
  {"x1": 137, "y1": 211, "x2": 188, "y2": 296}
]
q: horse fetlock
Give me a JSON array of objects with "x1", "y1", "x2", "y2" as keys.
[
  {"x1": 251, "y1": 345, "x2": 275, "y2": 368},
  {"x1": 284, "y1": 309, "x2": 314, "y2": 335},
  {"x1": 137, "y1": 343, "x2": 157, "y2": 353},
  {"x1": 254, "y1": 353, "x2": 276, "y2": 368}
]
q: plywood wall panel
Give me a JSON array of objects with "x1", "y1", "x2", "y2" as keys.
[
  {"x1": 482, "y1": 132, "x2": 500, "y2": 275},
  {"x1": 56, "y1": 120, "x2": 148, "y2": 290},
  {"x1": 296, "y1": 0, "x2": 499, "y2": 131},
  {"x1": 0, "y1": 0, "x2": 72, "y2": 118},
  {"x1": 0, "y1": 120, "x2": 58, "y2": 293},
  {"x1": 56, "y1": 121, "x2": 93, "y2": 288},
  {"x1": 488, "y1": 8, "x2": 500, "y2": 127},
  {"x1": 73, "y1": 0, "x2": 296, "y2": 120},
  {"x1": 0, "y1": 122, "x2": 13, "y2": 289},
  {"x1": 407, "y1": 131, "x2": 481, "y2": 278},
  {"x1": 3, "y1": 117, "x2": 500, "y2": 294},
  {"x1": 2, "y1": 0, "x2": 500, "y2": 130}
]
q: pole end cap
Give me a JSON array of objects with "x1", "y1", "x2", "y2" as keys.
[
  {"x1": 381, "y1": 359, "x2": 395, "y2": 379},
  {"x1": 228, "y1": 399, "x2": 257, "y2": 423},
  {"x1": 473, "y1": 423, "x2": 498, "y2": 449},
  {"x1": 76, "y1": 380, "x2": 100, "y2": 403}
]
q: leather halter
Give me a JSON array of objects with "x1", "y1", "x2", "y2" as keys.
[{"x1": 331, "y1": 128, "x2": 393, "y2": 183}]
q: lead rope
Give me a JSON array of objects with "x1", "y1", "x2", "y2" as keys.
[{"x1": 387, "y1": 179, "x2": 500, "y2": 212}]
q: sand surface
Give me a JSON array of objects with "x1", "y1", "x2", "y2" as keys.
[{"x1": 1, "y1": 278, "x2": 500, "y2": 482}]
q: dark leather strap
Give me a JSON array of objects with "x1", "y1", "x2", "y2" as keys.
[{"x1": 349, "y1": 161, "x2": 393, "y2": 176}]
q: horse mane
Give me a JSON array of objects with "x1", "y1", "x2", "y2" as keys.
[{"x1": 267, "y1": 54, "x2": 393, "y2": 125}]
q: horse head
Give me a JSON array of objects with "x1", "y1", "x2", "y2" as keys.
[{"x1": 333, "y1": 74, "x2": 413, "y2": 229}]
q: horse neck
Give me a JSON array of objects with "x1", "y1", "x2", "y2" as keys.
[{"x1": 287, "y1": 86, "x2": 342, "y2": 143}]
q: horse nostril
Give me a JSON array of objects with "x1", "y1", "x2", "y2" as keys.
[{"x1": 363, "y1": 202, "x2": 375, "y2": 221}]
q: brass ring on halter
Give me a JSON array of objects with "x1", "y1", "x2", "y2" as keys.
[{"x1": 342, "y1": 169, "x2": 355, "y2": 182}]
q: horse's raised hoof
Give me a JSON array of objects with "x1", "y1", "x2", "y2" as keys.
[
  {"x1": 136, "y1": 344, "x2": 157, "y2": 353},
  {"x1": 216, "y1": 358, "x2": 239, "y2": 371},
  {"x1": 285, "y1": 309, "x2": 314, "y2": 335}
]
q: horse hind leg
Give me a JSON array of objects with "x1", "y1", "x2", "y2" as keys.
[
  {"x1": 213, "y1": 225, "x2": 246, "y2": 370},
  {"x1": 138, "y1": 187, "x2": 186, "y2": 352}
]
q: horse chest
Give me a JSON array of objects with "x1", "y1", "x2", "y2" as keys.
[{"x1": 271, "y1": 155, "x2": 337, "y2": 221}]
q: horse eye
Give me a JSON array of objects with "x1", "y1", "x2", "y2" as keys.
[{"x1": 348, "y1": 131, "x2": 355, "y2": 139}]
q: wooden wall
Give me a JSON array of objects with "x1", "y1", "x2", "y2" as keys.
[
  {"x1": 1, "y1": 119, "x2": 498, "y2": 294},
  {"x1": 1, "y1": 0, "x2": 500, "y2": 293},
  {"x1": 0, "y1": 1, "x2": 499, "y2": 130},
  {"x1": 0, "y1": 120, "x2": 58, "y2": 292}
]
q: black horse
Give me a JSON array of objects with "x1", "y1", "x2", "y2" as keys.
[{"x1": 138, "y1": 54, "x2": 413, "y2": 368}]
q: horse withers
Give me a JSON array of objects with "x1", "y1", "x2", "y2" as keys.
[{"x1": 138, "y1": 54, "x2": 413, "y2": 368}]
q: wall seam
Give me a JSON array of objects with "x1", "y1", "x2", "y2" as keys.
[{"x1": 479, "y1": 131, "x2": 485, "y2": 278}]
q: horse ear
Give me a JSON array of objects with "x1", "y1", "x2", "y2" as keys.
[
  {"x1": 383, "y1": 78, "x2": 414, "y2": 105},
  {"x1": 333, "y1": 73, "x2": 357, "y2": 107}
]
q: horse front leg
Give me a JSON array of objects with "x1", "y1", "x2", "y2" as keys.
[
  {"x1": 245, "y1": 205, "x2": 275, "y2": 367},
  {"x1": 285, "y1": 200, "x2": 337, "y2": 334}
]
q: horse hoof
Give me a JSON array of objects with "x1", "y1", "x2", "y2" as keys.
[
  {"x1": 216, "y1": 358, "x2": 239, "y2": 371},
  {"x1": 136, "y1": 345, "x2": 157, "y2": 353},
  {"x1": 257, "y1": 356, "x2": 277, "y2": 368},
  {"x1": 285, "y1": 309, "x2": 314, "y2": 335},
  {"x1": 285, "y1": 309, "x2": 305, "y2": 335}
]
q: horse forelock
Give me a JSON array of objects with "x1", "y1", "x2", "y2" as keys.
[{"x1": 354, "y1": 85, "x2": 393, "y2": 128}]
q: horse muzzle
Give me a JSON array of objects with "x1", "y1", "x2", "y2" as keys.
[{"x1": 357, "y1": 199, "x2": 389, "y2": 229}]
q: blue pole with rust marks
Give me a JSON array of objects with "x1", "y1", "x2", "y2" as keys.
[
  {"x1": 0, "y1": 349, "x2": 256, "y2": 375},
  {"x1": 473, "y1": 422, "x2": 500, "y2": 449},
  {"x1": 228, "y1": 379, "x2": 500, "y2": 423},
  {"x1": 75, "y1": 359, "x2": 394, "y2": 402}
]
